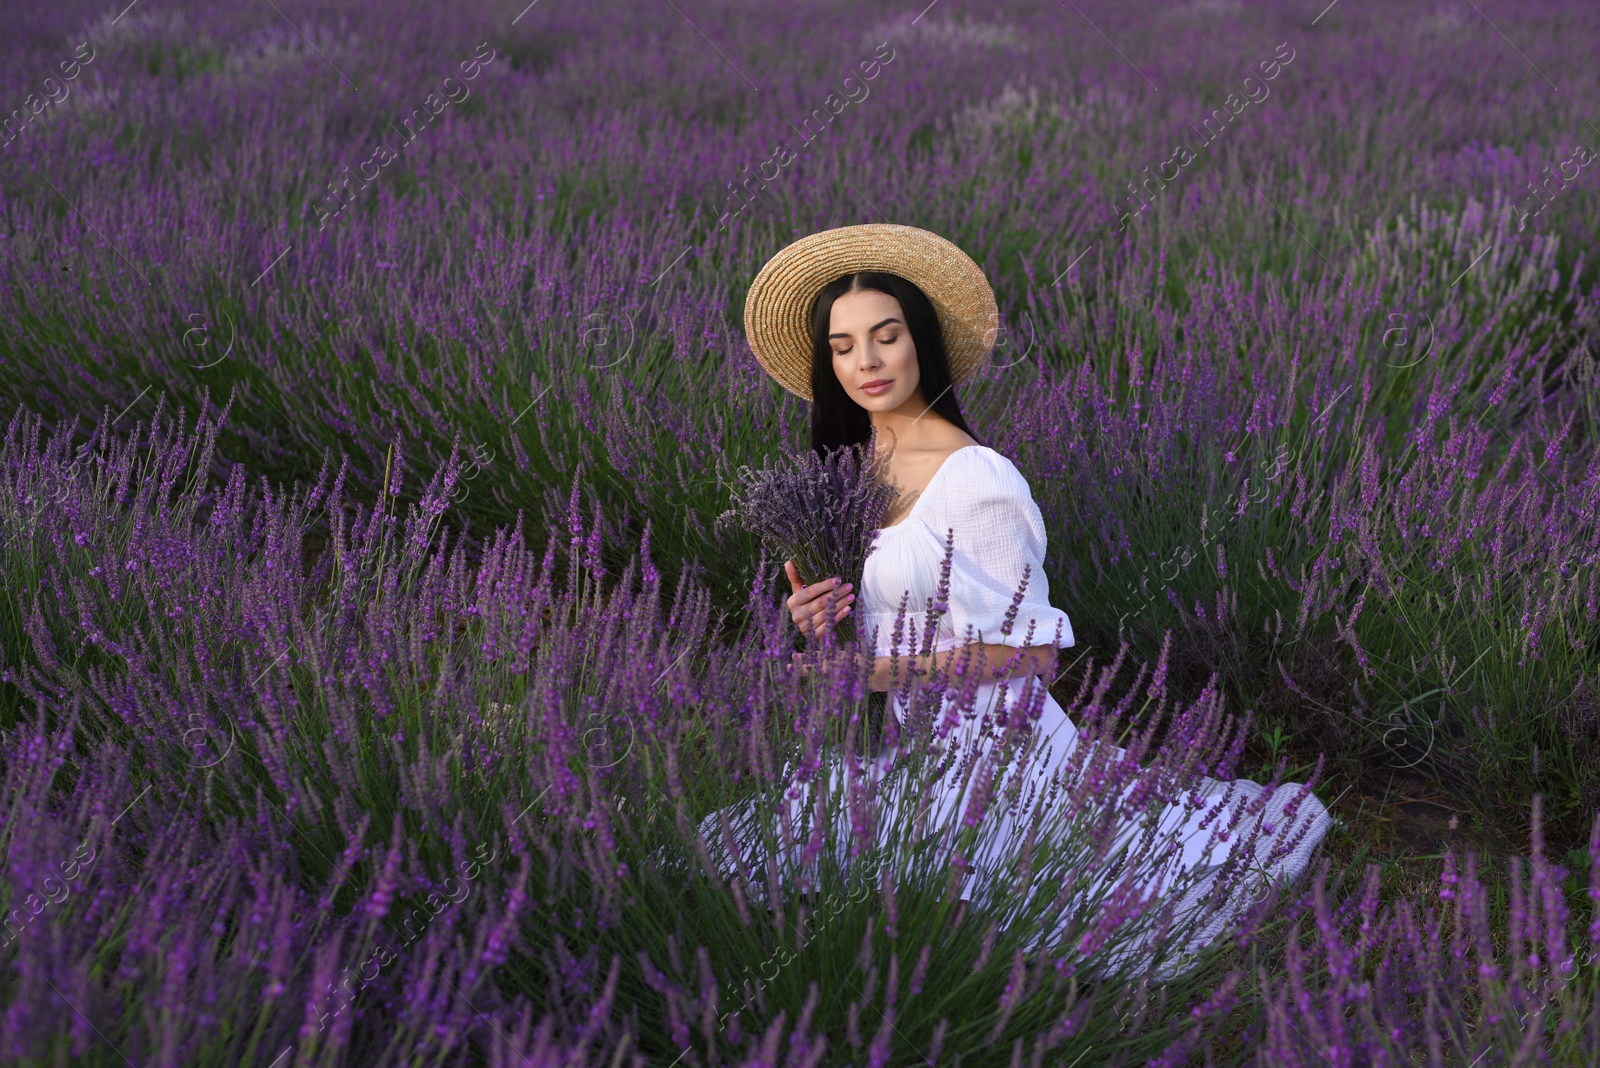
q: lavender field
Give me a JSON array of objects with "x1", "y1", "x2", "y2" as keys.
[{"x1": 3, "y1": 0, "x2": 1600, "y2": 1064}]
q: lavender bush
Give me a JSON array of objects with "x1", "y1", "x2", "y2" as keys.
[{"x1": 1253, "y1": 797, "x2": 1600, "y2": 1066}]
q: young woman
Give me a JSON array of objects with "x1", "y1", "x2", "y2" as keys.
[{"x1": 701, "y1": 223, "x2": 1332, "y2": 981}]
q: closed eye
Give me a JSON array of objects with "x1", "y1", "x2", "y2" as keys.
[{"x1": 832, "y1": 331, "x2": 900, "y2": 357}]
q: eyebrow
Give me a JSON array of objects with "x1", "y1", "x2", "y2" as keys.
[{"x1": 828, "y1": 317, "x2": 903, "y2": 340}]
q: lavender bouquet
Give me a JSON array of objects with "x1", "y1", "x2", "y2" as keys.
[{"x1": 714, "y1": 428, "x2": 900, "y2": 649}]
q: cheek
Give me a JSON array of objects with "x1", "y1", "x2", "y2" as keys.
[{"x1": 889, "y1": 340, "x2": 918, "y2": 376}]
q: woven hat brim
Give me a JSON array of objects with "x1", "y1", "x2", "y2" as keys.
[{"x1": 743, "y1": 224, "x2": 1000, "y2": 401}]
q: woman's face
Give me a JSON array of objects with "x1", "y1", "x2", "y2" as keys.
[{"x1": 828, "y1": 288, "x2": 922, "y2": 411}]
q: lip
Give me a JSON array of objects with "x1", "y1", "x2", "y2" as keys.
[{"x1": 860, "y1": 379, "x2": 893, "y2": 394}]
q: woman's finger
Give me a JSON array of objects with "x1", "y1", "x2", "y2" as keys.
[
  {"x1": 795, "y1": 575, "x2": 845, "y2": 598},
  {"x1": 799, "y1": 579, "x2": 853, "y2": 610},
  {"x1": 819, "y1": 594, "x2": 855, "y2": 620},
  {"x1": 789, "y1": 578, "x2": 856, "y2": 638}
]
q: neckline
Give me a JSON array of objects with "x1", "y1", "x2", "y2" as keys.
[{"x1": 874, "y1": 444, "x2": 984, "y2": 533}]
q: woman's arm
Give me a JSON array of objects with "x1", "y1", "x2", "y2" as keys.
[{"x1": 868, "y1": 642, "x2": 1057, "y2": 692}]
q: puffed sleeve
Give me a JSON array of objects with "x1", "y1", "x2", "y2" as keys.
[{"x1": 933, "y1": 449, "x2": 1076, "y2": 651}]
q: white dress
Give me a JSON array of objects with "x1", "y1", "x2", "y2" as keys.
[{"x1": 694, "y1": 444, "x2": 1333, "y2": 981}]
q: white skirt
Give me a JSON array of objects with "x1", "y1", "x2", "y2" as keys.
[{"x1": 691, "y1": 672, "x2": 1334, "y2": 982}]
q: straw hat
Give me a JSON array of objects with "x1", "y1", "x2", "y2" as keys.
[{"x1": 743, "y1": 223, "x2": 1000, "y2": 401}]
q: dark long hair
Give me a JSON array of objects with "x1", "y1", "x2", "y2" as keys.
[{"x1": 806, "y1": 271, "x2": 984, "y2": 458}]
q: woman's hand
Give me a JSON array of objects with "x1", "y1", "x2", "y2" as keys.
[{"x1": 784, "y1": 559, "x2": 854, "y2": 640}]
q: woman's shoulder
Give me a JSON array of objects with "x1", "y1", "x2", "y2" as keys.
[
  {"x1": 956, "y1": 445, "x2": 1028, "y2": 489},
  {"x1": 935, "y1": 445, "x2": 1033, "y2": 510}
]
